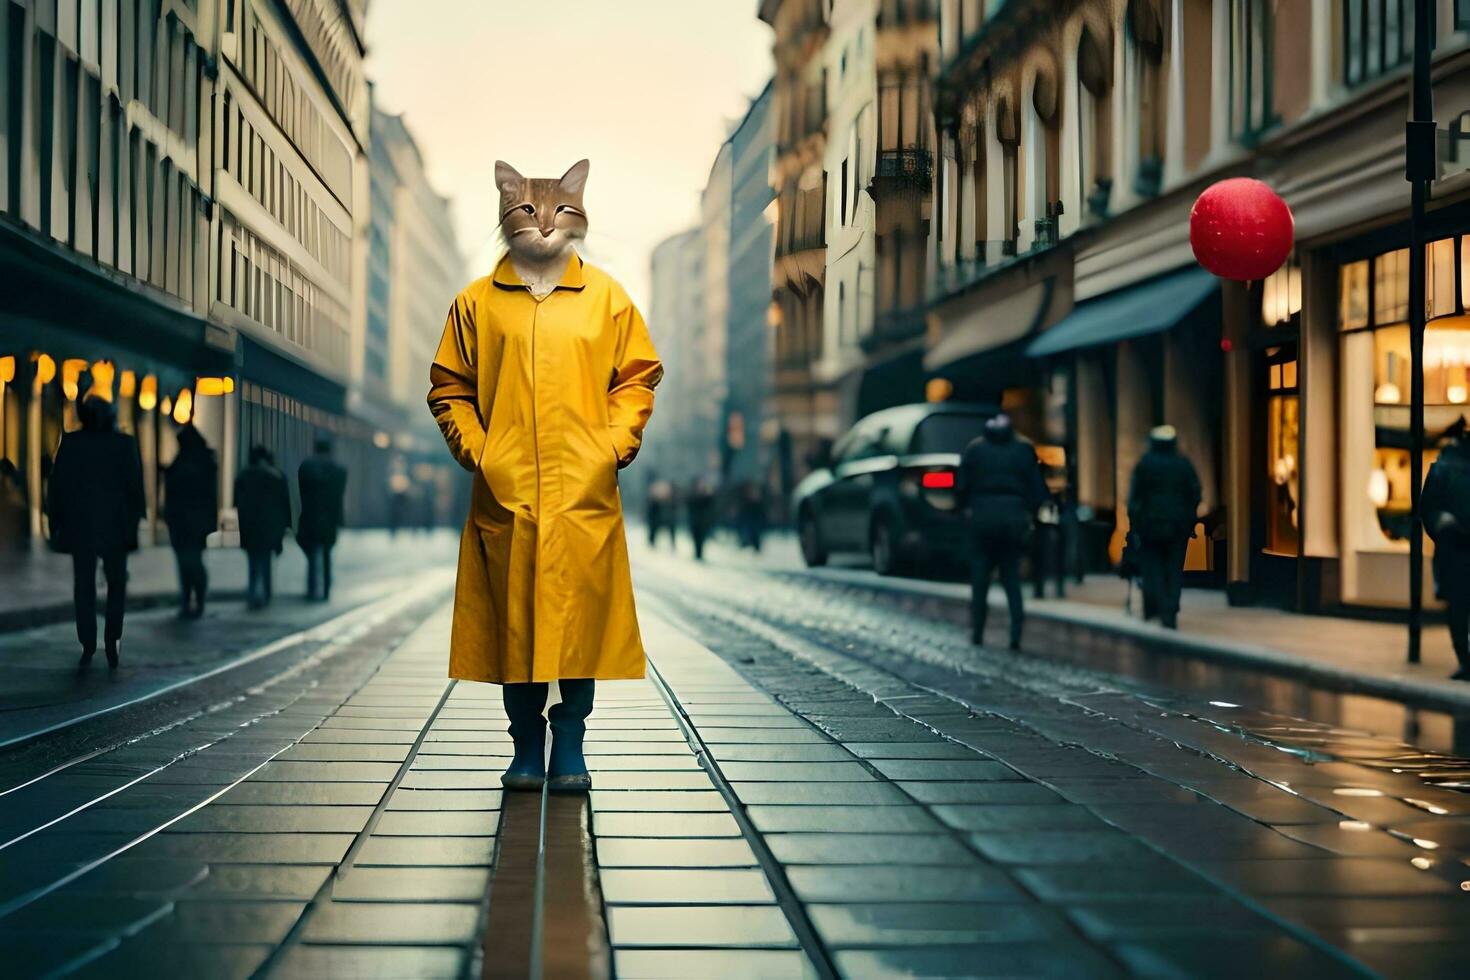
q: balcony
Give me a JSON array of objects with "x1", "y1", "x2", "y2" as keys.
[{"x1": 873, "y1": 148, "x2": 933, "y2": 188}]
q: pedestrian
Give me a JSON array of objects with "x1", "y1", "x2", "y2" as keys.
[
  {"x1": 298, "y1": 437, "x2": 347, "y2": 601},
  {"x1": 428, "y1": 158, "x2": 661, "y2": 794},
  {"x1": 956, "y1": 414, "x2": 1049, "y2": 650},
  {"x1": 736, "y1": 479, "x2": 767, "y2": 551},
  {"x1": 1127, "y1": 424, "x2": 1202, "y2": 630},
  {"x1": 163, "y1": 424, "x2": 219, "y2": 619},
  {"x1": 0, "y1": 458, "x2": 27, "y2": 551},
  {"x1": 46, "y1": 395, "x2": 145, "y2": 668},
  {"x1": 234, "y1": 444, "x2": 292, "y2": 610},
  {"x1": 1424, "y1": 427, "x2": 1470, "y2": 680},
  {"x1": 646, "y1": 476, "x2": 676, "y2": 549},
  {"x1": 687, "y1": 476, "x2": 717, "y2": 561}
]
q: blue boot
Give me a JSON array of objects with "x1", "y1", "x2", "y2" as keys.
[
  {"x1": 547, "y1": 679, "x2": 594, "y2": 793},
  {"x1": 501, "y1": 683, "x2": 548, "y2": 791}
]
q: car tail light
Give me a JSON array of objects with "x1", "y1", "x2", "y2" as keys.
[{"x1": 921, "y1": 471, "x2": 955, "y2": 489}]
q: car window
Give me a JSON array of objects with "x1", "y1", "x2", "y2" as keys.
[
  {"x1": 909, "y1": 414, "x2": 990, "y2": 454},
  {"x1": 837, "y1": 424, "x2": 888, "y2": 464}
]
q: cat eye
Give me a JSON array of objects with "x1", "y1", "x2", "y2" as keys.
[
  {"x1": 555, "y1": 205, "x2": 585, "y2": 217},
  {"x1": 518, "y1": 204, "x2": 535, "y2": 215}
]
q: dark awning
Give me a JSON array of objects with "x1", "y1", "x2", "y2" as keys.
[{"x1": 1027, "y1": 266, "x2": 1217, "y2": 358}]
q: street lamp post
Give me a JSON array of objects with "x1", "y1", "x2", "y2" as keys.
[{"x1": 1406, "y1": 0, "x2": 1436, "y2": 663}]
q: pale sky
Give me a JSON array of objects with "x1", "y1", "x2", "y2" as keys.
[{"x1": 364, "y1": 0, "x2": 775, "y2": 309}]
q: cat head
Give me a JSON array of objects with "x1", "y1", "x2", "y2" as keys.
[{"x1": 496, "y1": 159, "x2": 589, "y2": 262}]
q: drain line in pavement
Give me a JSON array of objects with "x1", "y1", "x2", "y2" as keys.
[{"x1": 644, "y1": 654, "x2": 840, "y2": 980}]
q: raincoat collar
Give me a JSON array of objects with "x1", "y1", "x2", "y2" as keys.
[{"x1": 492, "y1": 252, "x2": 586, "y2": 291}]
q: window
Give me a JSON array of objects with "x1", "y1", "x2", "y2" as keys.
[
  {"x1": 840, "y1": 157, "x2": 848, "y2": 225},
  {"x1": 1230, "y1": 0, "x2": 1274, "y2": 140},
  {"x1": 1265, "y1": 344, "x2": 1301, "y2": 555},
  {"x1": 1130, "y1": 0, "x2": 1166, "y2": 183},
  {"x1": 1459, "y1": 0, "x2": 1470, "y2": 30},
  {"x1": 1342, "y1": 0, "x2": 1413, "y2": 87},
  {"x1": 1077, "y1": 24, "x2": 1112, "y2": 220},
  {"x1": 1341, "y1": 238, "x2": 1470, "y2": 545}
]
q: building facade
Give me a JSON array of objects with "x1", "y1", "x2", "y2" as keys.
[
  {"x1": 0, "y1": 0, "x2": 452, "y2": 552},
  {"x1": 924, "y1": 0, "x2": 1470, "y2": 614},
  {"x1": 762, "y1": 0, "x2": 832, "y2": 506},
  {"x1": 361, "y1": 98, "x2": 466, "y2": 530},
  {"x1": 726, "y1": 81, "x2": 776, "y2": 487}
]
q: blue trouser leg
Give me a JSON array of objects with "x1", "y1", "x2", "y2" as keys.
[
  {"x1": 548, "y1": 679, "x2": 595, "y2": 791},
  {"x1": 501, "y1": 682, "x2": 548, "y2": 790}
]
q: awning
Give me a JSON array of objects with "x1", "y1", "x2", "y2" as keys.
[{"x1": 1027, "y1": 266, "x2": 1217, "y2": 358}]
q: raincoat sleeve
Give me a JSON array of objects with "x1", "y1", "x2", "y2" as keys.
[
  {"x1": 607, "y1": 299, "x2": 663, "y2": 468},
  {"x1": 428, "y1": 291, "x2": 487, "y2": 473}
]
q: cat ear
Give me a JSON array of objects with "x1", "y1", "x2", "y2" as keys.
[
  {"x1": 558, "y1": 159, "x2": 590, "y2": 195},
  {"x1": 494, "y1": 160, "x2": 523, "y2": 194}
]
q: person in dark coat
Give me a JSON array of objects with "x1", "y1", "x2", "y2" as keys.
[
  {"x1": 955, "y1": 414, "x2": 1049, "y2": 650},
  {"x1": 1423, "y1": 431, "x2": 1470, "y2": 680},
  {"x1": 1127, "y1": 425, "x2": 1202, "y2": 630},
  {"x1": 47, "y1": 395, "x2": 145, "y2": 668},
  {"x1": 163, "y1": 424, "x2": 219, "y2": 619},
  {"x1": 298, "y1": 437, "x2": 347, "y2": 601},
  {"x1": 235, "y1": 444, "x2": 292, "y2": 610},
  {"x1": 686, "y1": 477, "x2": 718, "y2": 561}
]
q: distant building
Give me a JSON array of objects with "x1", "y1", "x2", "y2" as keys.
[
  {"x1": 360, "y1": 97, "x2": 467, "y2": 528},
  {"x1": 726, "y1": 82, "x2": 776, "y2": 488},
  {"x1": 700, "y1": 142, "x2": 734, "y2": 481},
  {"x1": 645, "y1": 228, "x2": 705, "y2": 486}
]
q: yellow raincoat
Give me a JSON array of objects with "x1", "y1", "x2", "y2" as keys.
[{"x1": 428, "y1": 253, "x2": 662, "y2": 683}]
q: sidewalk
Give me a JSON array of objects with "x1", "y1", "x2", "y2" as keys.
[
  {"x1": 0, "y1": 529, "x2": 458, "y2": 632},
  {"x1": 653, "y1": 528, "x2": 1470, "y2": 712}
]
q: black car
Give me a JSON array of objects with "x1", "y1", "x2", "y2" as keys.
[{"x1": 792, "y1": 402, "x2": 997, "y2": 574}]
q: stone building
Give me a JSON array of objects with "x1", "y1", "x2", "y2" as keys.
[{"x1": 925, "y1": 0, "x2": 1470, "y2": 614}]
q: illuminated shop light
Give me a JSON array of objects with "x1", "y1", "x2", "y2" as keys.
[
  {"x1": 0, "y1": 356, "x2": 14, "y2": 384},
  {"x1": 160, "y1": 395, "x2": 173, "y2": 416},
  {"x1": 1374, "y1": 382, "x2": 1402, "y2": 404},
  {"x1": 34, "y1": 353, "x2": 56, "y2": 386},
  {"x1": 61, "y1": 359, "x2": 88, "y2": 401},
  {"x1": 1368, "y1": 469, "x2": 1390, "y2": 508},
  {"x1": 926, "y1": 377, "x2": 954, "y2": 403},
  {"x1": 1451, "y1": 385, "x2": 1468, "y2": 405},
  {"x1": 172, "y1": 388, "x2": 194, "y2": 425},
  {"x1": 373, "y1": 431, "x2": 392, "y2": 449},
  {"x1": 89, "y1": 361, "x2": 116, "y2": 402},
  {"x1": 139, "y1": 375, "x2": 158, "y2": 411},
  {"x1": 119, "y1": 370, "x2": 137, "y2": 398},
  {"x1": 195, "y1": 377, "x2": 235, "y2": 397},
  {"x1": 1411, "y1": 856, "x2": 1434, "y2": 870}
]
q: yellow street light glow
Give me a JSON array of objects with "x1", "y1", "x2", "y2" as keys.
[
  {"x1": 89, "y1": 361, "x2": 116, "y2": 402},
  {"x1": 139, "y1": 375, "x2": 158, "y2": 411},
  {"x1": 61, "y1": 359, "x2": 88, "y2": 401},
  {"x1": 0, "y1": 356, "x2": 14, "y2": 384},
  {"x1": 119, "y1": 370, "x2": 137, "y2": 398},
  {"x1": 172, "y1": 388, "x2": 194, "y2": 425},
  {"x1": 926, "y1": 377, "x2": 954, "y2": 403},
  {"x1": 160, "y1": 395, "x2": 173, "y2": 416},
  {"x1": 34, "y1": 353, "x2": 56, "y2": 386},
  {"x1": 195, "y1": 377, "x2": 229, "y2": 397},
  {"x1": 373, "y1": 431, "x2": 391, "y2": 449}
]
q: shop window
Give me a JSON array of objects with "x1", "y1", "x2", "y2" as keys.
[
  {"x1": 1261, "y1": 260, "x2": 1302, "y2": 328},
  {"x1": 1265, "y1": 345, "x2": 1300, "y2": 556},
  {"x1": 1342, "y1": 238, "x2": 1470, "y2": 546},
  {"x1": 1077, "y1": 23, "x2": 1113, "y2": 220}
]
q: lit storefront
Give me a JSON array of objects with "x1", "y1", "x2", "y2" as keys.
[{"x1": 1335, "y1": 237, "x2": 1470, "y2": 607}]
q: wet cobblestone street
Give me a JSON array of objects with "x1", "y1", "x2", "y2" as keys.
[{"x1": 2, "y1": 539, "x2": 1470, "y2": 977}]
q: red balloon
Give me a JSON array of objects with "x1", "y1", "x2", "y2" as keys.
[{"x1": 1190, "y1": 178, "x2": 1295, "y2": 281}]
